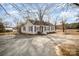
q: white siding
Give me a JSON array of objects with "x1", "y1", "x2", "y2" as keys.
[
  {"x1": 21, "y1": 20, "x2": 34, "y2": 34},
  {"x1": 33, "y1": 25, "x2": 40, "y2": 34},
  {"x1": 21, "y1": 20, "x2": 55, "y2": 34}
]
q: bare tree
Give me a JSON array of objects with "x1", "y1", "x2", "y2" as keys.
[
  {"x1": 8, "y1": 4, "x2": 34, "y2": 33},
  {"x1": 27, "y1": 4, "x2": 53, "y2": 33},
  {"x1": 0, "y1": 4, "x2": 10, "y2": 15},
  {"x1": 31, "y1": 4, "x2": 52, "y2": 21},
  {"x1": 61, "y1": 19, "x2": 67, "y2": 32},
  {"x1": 59, "y1": 4, "x2": 70, "y2": 32},
  {"x1": 73, "y1": 3, "x2": 79, "y2": 6}
]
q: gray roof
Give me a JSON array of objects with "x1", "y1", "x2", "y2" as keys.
[
  {"x1": 20, "y1": 19, "x2": 53, "y2": 27},
  {"x1": 29, "y1": 20, "x2": 53, "y2": 26}
]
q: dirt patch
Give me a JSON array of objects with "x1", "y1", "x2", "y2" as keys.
[{"x1": 55, "y1": 41, "x2": 79, "y2": 56}]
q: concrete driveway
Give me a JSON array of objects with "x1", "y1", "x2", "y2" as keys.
[{"x1": 0, "y1": 34, "x2": 78, "y2": 56}]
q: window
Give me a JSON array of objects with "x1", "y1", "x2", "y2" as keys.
[
  {"x1": 48, "y1": 26, "x2": 50, "y2": 30},
  {"x1": 23, "y1": 26, "x2": 26, "y2": 31},
  {"x1": 34, "y1": 26, "x2": 36, "y2": 32},
  {"x1": 29, "y1": 26, "x2": 33, "y2": 32},
  {"x1": 51, "y1": 26, "x2": 53, "y2": 30},
  {"x1": 47, "y1": 26, "x2": 49, "y2": 30},
  {"x1": 37, "y1": 27, "x2": 39, "y2": 31},
  {"x1": 44, "y1": 26, "x2": 46, "y2": 31}
]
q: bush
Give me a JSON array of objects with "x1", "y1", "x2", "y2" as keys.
[
  {"x1": 65, "y1": 23, "x2": 79, "y2": 29},
  {"x1": 0, "y1": 22, "x2": 5, "y2": 32},
  {"x1": 37, "y1": 31, "x2": 42, "y2": 34}
]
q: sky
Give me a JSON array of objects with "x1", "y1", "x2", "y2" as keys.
[{"x1": 0, "y1": 3, "x2": 79, "y2": 27}]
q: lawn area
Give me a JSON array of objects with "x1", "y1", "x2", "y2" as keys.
[
  {"x1": 56, "y1": 29, "x2": 79, "y2": 35},
  {"x1": 0, "y1": 32, "x2": 17, "y2": 35}
]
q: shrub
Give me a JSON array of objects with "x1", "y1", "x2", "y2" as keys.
[{"x1": 0, "y1": 22, "x2": 5, "y2": 32}]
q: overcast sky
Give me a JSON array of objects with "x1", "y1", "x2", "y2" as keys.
[{"x1": 0, "y1": 3, "x2": 79, "y2": 27}]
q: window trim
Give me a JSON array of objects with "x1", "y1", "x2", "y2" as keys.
[{"x1": 29, "y1": 26, "x2": 33, "y2": 32}]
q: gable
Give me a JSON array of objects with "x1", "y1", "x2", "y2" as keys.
[
  {"x1": 25, "y1": 20, "x2": 33, "y2": 26},
  {"x1": 20, "y1": 20, "x2": 33, "y2": 27}
]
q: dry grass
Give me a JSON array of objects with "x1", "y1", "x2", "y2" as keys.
[
  {"x1": 56, "y1": 29, "x2": 79, "y2": 35},
  {"x1": 0, "y1": 32, "x2": 17, "y2": 35}
]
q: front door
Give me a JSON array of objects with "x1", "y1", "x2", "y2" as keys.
[{"x1": 40, "y1": 26, "x2": 43, "y2": 32}]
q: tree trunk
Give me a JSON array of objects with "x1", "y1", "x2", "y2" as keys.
[
  {"x1": 55, "y1": 21, "x2": 56, "y2": 31},
  {"x1": 62, "y1": 21, "x2": 65, "y2": 32}
]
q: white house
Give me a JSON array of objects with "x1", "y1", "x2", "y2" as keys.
[{"x1": 19, "y1": 19, "x2": 55, "y2": 34}]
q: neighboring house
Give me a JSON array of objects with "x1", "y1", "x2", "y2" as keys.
[
  {"x1": 19, "y1": 19, "x2": 55, "y2": 34},
  {"x1": 5, "y1": 27, "x2": 13, "y2": 32}
]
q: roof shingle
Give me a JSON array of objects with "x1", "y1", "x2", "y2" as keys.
[
  {"x1": 29, "y1": 20, "x2": 53, "y2": 26},
  {"x1": 20, "y1": 19, "x2": 53, "y2": 27}
]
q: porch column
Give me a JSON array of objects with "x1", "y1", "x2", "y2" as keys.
[{"x1": 33, "y1": 26, "x2": 35, "y2": 34}]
